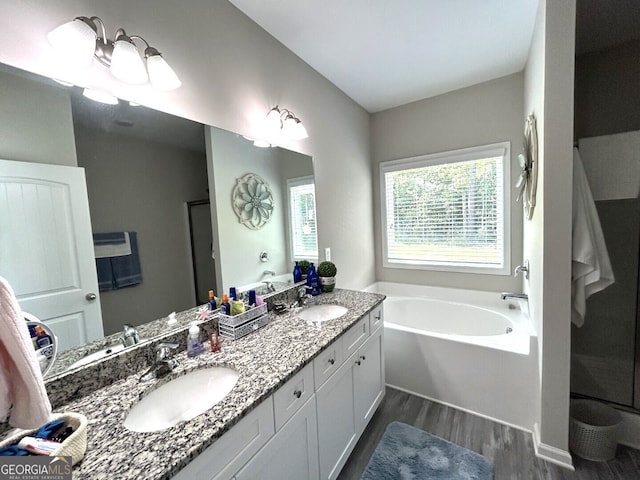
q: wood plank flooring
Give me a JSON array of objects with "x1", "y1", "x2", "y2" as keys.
[{"x1": 338, "y1": 387, "x2": 640, "y2": 479}]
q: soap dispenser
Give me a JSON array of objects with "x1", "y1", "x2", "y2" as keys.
[
  {"x1": 293, "y1": 261, "x2": 302, "y2": 283},
  {"x1": 306, "y1": 262, "x2": 320, "y2": 296},
  {"x1": 187, "y1": 322, "x2": 204, "y2": 357}
]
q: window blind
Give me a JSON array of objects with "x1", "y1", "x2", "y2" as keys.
[
  {"x1": 289, "y1": 180, "x2": 318, "y2": 259},
  {"x1": 382, "y1": 147, "x2": 507, "y2": 270}
]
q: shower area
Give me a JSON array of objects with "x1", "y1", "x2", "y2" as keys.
[{"x1": 570, "y1": 34, "x2": 640, "y2": 413}]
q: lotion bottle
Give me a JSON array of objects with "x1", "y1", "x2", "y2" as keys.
[{"x1": 187, "y1": 322, "x2": 203, "y2": 357}]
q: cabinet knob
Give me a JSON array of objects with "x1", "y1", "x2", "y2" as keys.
[
  {"x1": 328, "y1": 358, "x2": 335, "y2": 365},
  {"x1": 375, "y1": 313, "x2": 381, "y2": 320},
  {"x1": 355, "y1": 360, "x2": 361, "y2": 366},
  {"x1": 293, "y1": 390, "x2": 302, "y2": 398},
  {"x1": 360, "y1": 355, "x2": 366, "y2": 361}
]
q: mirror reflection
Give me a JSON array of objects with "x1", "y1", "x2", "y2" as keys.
[{"x1": 0, "y1": 62, "x2": 315, "y2": 378}]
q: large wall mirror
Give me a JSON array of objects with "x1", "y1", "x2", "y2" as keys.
[{"x1": 0, "y1": 62, "x2": 315, "y2": 379}]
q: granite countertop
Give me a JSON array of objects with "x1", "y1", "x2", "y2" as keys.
[{"x1": 57, "y1": 289, "x2": 384, "y2": 479}]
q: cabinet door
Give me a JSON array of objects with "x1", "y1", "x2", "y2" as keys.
[
  {"x1": 171, "y1": 397, "x2": 274, "y2": 480},
  {"x1": 236, "y1": 396, "x2": 319, "y2": 480},
  {"x1": 354, "y1": 328, "x2": 384, "y2": 433},
  {"x1": 316, "y1": 354, "x2": 358, "y2": 480}
]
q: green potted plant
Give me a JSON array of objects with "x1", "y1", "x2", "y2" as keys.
[
  {"x1": 317, "y1": 261, "x2": 337, "y2": 293},
  {"x1": 298, "y1": 260, "x2": 311, "y2": 278}
]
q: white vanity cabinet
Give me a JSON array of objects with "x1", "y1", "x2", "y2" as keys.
[
  {"x1": 235, "y1": 395, "x2": 319, "y2": 480},
  {"x1": 171, "y1": 396, "x2": 275, "y2": 480},
  {"x1": 172, "y1": 303, "x2": 384, "y2": 480},
  {"x1": 316, "y1": 307, "x2": 385, "y2": 480}
]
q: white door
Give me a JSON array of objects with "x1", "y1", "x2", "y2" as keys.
[{"x1": 0, "y1": 159, "x2": 103, "y2": 351}]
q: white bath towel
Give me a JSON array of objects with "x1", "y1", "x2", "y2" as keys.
[
  {"x1": 571, "y1": 148, "x2": 615, "y2": 327},
  {"x1": 0, "y1": 276, "x2": 52, "y2": 428}
]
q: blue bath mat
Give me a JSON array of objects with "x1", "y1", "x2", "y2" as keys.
[{"x1": 361, "y1": 421, "x2": 493, "y2": 480}]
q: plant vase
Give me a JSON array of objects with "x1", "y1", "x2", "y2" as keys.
[{"x1": 319, "y1": 276, "x2": 336, "y2": 293}]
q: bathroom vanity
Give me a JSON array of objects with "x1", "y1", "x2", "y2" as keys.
[{"x1": 47, "y1": 289, "x2": 384, "y2": 479}]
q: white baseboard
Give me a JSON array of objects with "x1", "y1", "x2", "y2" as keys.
[{"x1": 533, "y1": 423, "x2": 575, "y2": 471}]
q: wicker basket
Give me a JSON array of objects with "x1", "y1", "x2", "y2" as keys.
[
  {"x1": 0, "y1": 412, "x2": 88, "y2": 466},
  {"x1": 569, "y1": 400, "x2": 621, "y2": 461}
]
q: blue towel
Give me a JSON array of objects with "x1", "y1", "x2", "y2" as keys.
[
  {"x1": 93, "y1": 232, "x2": 126, "y2": 245},
  {"x1": 111, "y1": 232, "x2": 142, "y2": 288},
  {"x1": 94, "y1": 231, "x2": 142, "y2": 290},
  {"x1": 96, "y1": 257, "x2": 115, "y2": 291}
]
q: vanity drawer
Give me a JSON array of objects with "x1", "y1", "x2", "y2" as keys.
[
  {"x1": 273, "y1": 363, "x2": 314, "y2": 431},
  {"x1": 342, "y1": 317, "x2": 369, "y2": 359},
  {"x1": 369, "y1": 304, "x2": 384, "y2": 333},
  {"x1": 313, "y1": 337, "x2": 344, "y2": 388}
]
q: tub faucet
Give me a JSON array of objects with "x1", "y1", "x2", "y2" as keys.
[
  {"x1": 263, "y1": 270, "x2": 275, "y2": 277},
  {"x1": 500, "y1": 292, "x2": 528, "y2": 301}
]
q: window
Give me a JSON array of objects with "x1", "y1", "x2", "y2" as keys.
[
  {"x1": 380, "y1": 142, "x2": 510, "y2": 274},
  {"x1": 288, "y1": 176, "x2": 318, "y2": 260}
]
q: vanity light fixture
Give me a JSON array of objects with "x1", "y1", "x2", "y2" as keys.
[
  {"x1": 82, "y1": 87, "x2": 119, "y2": 105},
  {"x1": 47, "y1": 16, "x2": 181, "y2": 91},
  {"x1": 263, "y1": 105, "x2": 309, "y2": 141}
]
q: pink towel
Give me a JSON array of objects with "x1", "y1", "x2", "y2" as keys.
[{"x1": 0, "y1": 276, "x2": 52, "y2": 428}]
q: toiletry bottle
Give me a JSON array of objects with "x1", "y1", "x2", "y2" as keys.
[
  {"x1": 221, "y1": 293, "x2": 231, "y2": 315},
  {"x1": 34, "y1": 326, "x2": 52, "y2": 348},
  {"x1": 248, "y1": 289, "x2": 256, "y2": 307},
  {"x1": 229, "y1": 287, "x2": 237, "y2": 300},
  {"x1": 208, "y1": 290, "x2": 217, "y2": 310},
  {"x1": 187, "y1": 322, "x2": 203, "y2": 357},
  {"x1": 293, "y1": 261, "x2": 302, "y2": 282},
  {"x1": 306, "y1": 262, "x2": 320, "y2": 296}
]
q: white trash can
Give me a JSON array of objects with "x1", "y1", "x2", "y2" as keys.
[{"x1": 569, "y1": 399, "x2": 621, "y2": 461}]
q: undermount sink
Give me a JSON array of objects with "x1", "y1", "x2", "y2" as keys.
[
  {"x1": 123, "y1": 367, "x2": 239, "y2": 432},
  {"x1": 67, "y1": 344, "x2": 126, "y2": 370},
  {"x1": 298, "y1": 304, "x2": 348, "y2": 323}
]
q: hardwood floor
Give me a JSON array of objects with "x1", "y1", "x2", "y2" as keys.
[{"x1": 338, "y1": 387, "x2": 640, "y2": 480}]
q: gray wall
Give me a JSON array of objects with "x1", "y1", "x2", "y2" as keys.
[
  {"x1": 371, "y1": 73, "x2": 524, "y2": 292},
  {"x1": 0, "y1": 69, "x2": 77, "y2": 166},
  {"x1": 574, "y1": 39, "x2": 640, "y2": 139},
  {"x1": 75, "y1": 124, "x2": 208, "y2": 335},
  {"x1": 0, "y1": 0, "x2": 375, "y2": 292}
]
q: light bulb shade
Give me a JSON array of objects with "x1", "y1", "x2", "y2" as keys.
[
  {"x1": 82, "y1": 88, "x2": 118, "y2": 105},
  {"x1": 47, "y1": 18, "x2": 97, "y2": 66},
  {"x1": 263, "y1": 107, "x2": 282, "y2": 134},
  {"x1": 283, "y1": 116, "x2": 308, "y2": 140},
  {"x1": 110, "y1": 37, "x2": 148, "y2": 84},
  {"x1": 146, "y1": 52, "x2": 181, "y2": 91}
]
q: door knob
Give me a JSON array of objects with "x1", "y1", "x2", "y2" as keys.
[{"x1": 86, "y1": 293, "x2": 97, "y2": 301}]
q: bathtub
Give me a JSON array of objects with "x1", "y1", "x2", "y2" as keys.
[{"x1": 367, "y1": 281, "x2": 538, "y2": 431}]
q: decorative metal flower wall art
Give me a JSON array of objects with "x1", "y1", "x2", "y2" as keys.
[
  {"x1": 515, "y1": 114, "x2": 538, "y2": 220},
  {"x1": 232, "y1": 173, "x2": 274, "y2": 230}
]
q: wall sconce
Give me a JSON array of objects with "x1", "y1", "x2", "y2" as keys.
[
  {"x1": 263, "y1": 105, "x2": 309, "y2": 141},
  {"x1": 47, "y1": 16, "x2": 181, "y2": 91}
]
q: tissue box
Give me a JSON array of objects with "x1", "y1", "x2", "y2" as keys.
[{"x1": 0, "y1": 412, "x2": 88, "y2": 466}]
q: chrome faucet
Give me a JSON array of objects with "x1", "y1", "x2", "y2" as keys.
[
  {"x1": 263, "y1": 270, "x2": 275, "y2": 277},
  {"x1": 500, "y1": 292, "x2": 528, "y2": 301},
  {"x1": 141, "y1": 342, "x2": 179, "y2": 381},
  {"x1": 121, "y1": 324, "x2": 140, "y2": 347},
  {"x1": 262, "y1": 280, "x2": 276, "y2": 292},
  {"x1": 290, "y1": 286, "x2": 311, "y2": 309}
]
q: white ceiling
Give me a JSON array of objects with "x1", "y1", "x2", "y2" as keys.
[{"x1": 229, "y1": 0, "x2": 540, "y2": 113}]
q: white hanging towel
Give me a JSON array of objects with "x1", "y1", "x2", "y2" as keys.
[
  {"x1": 571, "y1": 147, "x2": 615, "y2": 327},
  {"x1": 0, "y1": 276, "x2": 52, "y2": 428}
]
